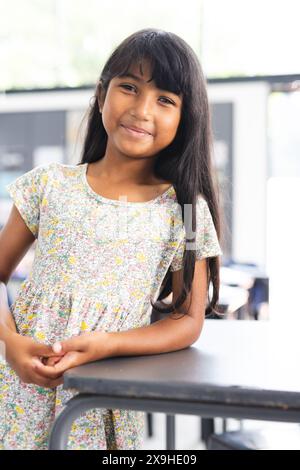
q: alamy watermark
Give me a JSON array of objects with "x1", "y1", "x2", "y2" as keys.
[{"x1": 94, "y1": 198, "x2": 206, "y2": 251}]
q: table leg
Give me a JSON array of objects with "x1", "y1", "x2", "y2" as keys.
[
  {"x1": 166, "y1": 415, "x2": 176, "y2": 450},
  {"x1": 49, "y1": 394, "x2": 178, "y2": 450},
  {"x1": 201, "y1": 418, "x2": 215, "y2": 447},
  {"x1": 48, "y1": 394, "x2": 109, "y2": 450}
]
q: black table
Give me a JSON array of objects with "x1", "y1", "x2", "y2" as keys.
[{"x1": 48, "y1": 320, "x2": 300, "y2": 449}]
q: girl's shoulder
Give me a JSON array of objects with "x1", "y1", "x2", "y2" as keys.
[
  {"x1": 46, "y1": 161, "x2": 84, "y2": 178},
  {"x1": 28, "y1": 161, "x2": 84, "y2": 186},
  {"x1": 6, "y1": 161, "x2": 85, "y2": 196},
  {"x1": 14, "y1": 161, "x2": 83, "y2": 180}
]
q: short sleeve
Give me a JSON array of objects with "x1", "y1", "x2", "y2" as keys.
[
  {"x1": 5, "y1": 164, "x2": 51, "y2": 238},
  {"x1": 169, "y1": 195, "x2": 223, "y2": 272}
]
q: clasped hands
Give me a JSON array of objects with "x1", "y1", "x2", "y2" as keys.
[{"x1": 33, "y1": 331, "x2": 109, "y2": 384}]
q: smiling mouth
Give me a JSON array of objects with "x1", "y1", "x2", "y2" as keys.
[{"x1": 120, "y1": 124, "x2": 152, "y2": 138}]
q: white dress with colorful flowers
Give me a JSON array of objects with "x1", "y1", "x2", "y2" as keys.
[{"x1": 0, "y1": 162, "x2": 222, "y2": 450}]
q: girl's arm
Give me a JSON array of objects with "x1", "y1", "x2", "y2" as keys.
[
  {"x1": 0, "y1": 206, "x2": 64, "y2": 387},
  {"x1": 0, "y1": 204, "x2": 35, "y2": 340}
]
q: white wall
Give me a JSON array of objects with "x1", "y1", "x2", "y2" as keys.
[
  {"x1": 208, "y1": 81, "x2": 270, "y2": 268},
  {"x1": 0, "y1": 89, "x2": 91, "y2": 112}
]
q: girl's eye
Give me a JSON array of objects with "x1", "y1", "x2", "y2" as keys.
[
  {"x1": 119, "y1": 84, "x2": 174, "y2": 105},
  {"x1": 120, "y1": 84, "x2": 135, "y2": 92},
  {"x1": 158, "y1": 97, "x2": 174, "y2": 105}
]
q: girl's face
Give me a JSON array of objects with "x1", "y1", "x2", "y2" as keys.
[{"x1": 98, "y1": 60, "x2": 182, "y2": 160}]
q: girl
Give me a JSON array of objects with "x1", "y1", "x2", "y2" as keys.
[{"x1": 0, "y1": 28, "x2": 222, "y2": 450}]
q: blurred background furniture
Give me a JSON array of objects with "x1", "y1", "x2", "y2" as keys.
[{"x1": 207, "y1": 426, "x2": 300, "y2": 450}]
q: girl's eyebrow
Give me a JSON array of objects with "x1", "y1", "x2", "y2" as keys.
[{"x1": 118, "y1": 72, "x2": 152, "y2": 83}]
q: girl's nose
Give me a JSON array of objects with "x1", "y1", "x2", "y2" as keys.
[{"x1": 130, "y1": 96, "x2": 154, "y2": 119}]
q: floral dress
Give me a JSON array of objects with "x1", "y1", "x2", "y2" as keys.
[{"x1": 0, "y1": 162, "x2": 222, "y2": 450}]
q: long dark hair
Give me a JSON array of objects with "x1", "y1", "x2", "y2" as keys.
[{"x1": 78, "y1": 28, "x2": 223, "y2": 318}]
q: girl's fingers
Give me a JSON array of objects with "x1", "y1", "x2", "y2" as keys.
[
  {"x1": 33, "y1": 362, "x2": 62, "y2": 379},
  {"x1": 33, "y1": 371, "x2": 64, "y2": 388},
  {"x1": 43, "y1": 355, "x2": 63, "y2": 366},
  {"x1": 33, "y1": 342, "x2": 64, "y2": 358},
  {"x1": 55, "y1": 336, "x2": 85, "y2": 354},
  {"x1": 33, "y1": 351, "x2": 80, "y2": 378},
  {"x1": 52, "y1": 342, "x2": 63, "y2": 354}
]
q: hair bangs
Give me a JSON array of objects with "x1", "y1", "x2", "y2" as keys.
[{"x1": 106, "y1": 30, "x2": 187, "y2": 97}]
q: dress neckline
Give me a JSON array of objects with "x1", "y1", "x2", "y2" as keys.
[{"x1": 80, "y1": 162, "x2": 175, "y2": 206}]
